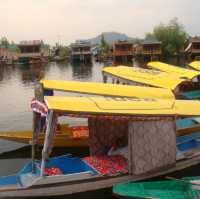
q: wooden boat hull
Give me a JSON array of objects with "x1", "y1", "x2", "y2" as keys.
[
  {"x1": 113, "y1": 177, "x2": 200, "y2": 198},
  {"x1": 1, "y1": 155, "x2": 200, "y2": 198},
  {"x1": 0, "y1": 125, "x2": 89, "y2": 147}
]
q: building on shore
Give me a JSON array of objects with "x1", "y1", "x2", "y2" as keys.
[
  {"x1": 0, "y1": 44, "x2": 19, "y2": 65},
  {"x1": 134, "y1": 38, "x2": 162, "y2": 61},
  {"x1": 70, "y1": 40, "x2": 92, "y2": 64},
  {"x1": 112, "y1": 40, "x2": 133, "y2": 66},
  {"x1": 17, "y1": 40, "x2": 49, "y2": 65},
  {"x1": 185, "y1": 38, "x2": 200, "y2": 61}
]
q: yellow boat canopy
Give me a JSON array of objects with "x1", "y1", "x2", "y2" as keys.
[
  {"x1": 188, "y1": 61, "x2": 200, "y2": 71},
  {"x1": 147, "y1": 61, "x2": 200, "y2": 80},
  {"x1": 102, "y1": 66, "x2": 186, "y2": 90},
  {"x1": 40, "y1": 80, "x2": 174, "y2": 99},
  {"x1": 45, "y1": 96, "x2": 200, "y2": 116}
]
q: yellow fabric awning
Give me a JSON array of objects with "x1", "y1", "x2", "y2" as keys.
[
  {"x1": 45, "y1": 96, "x2": 200, "y2": 116},
  {"x1": 147, "y1": 61, "x2": 200, "y2": 80},
  {"x1": 188, "y1": 61, "x2": 200, "y2": 71},
  {"x1": 102, "y1": 66, "x2": 186, "y2": 90},
  {"x1": 40, "y1": 80, "x2": 174, "y2": 99}
]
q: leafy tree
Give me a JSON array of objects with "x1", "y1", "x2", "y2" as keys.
[
  {"x1": 145, "y1": 32, "x2": 156, "y2": 40},
  {"x1": 0, "y1": 37, "x2": 9, "y2": 48},
  {"x1": 59, "y1": 46, "x2": 70, "y2": 57},
  {"x1": 146, "y1": 18, "x2": 188, "y2": 57},
  {"x1": 100, "y1": 34, "x2": 110, "y2": 55}
]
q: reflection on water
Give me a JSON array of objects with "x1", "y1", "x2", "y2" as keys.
[
  {"x1": 0, "y1": 59, "x2": 191, "y2": 198},
  {"x1": 0, "y1": 61, "x2": 104, "y2": 191},
  {"x1": 0, "y1": 61, "x2": 103, "y2": 132}
]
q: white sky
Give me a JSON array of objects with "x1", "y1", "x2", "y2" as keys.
[{"x1": 0, "y1": 0, "x2": 199, "y2": 45}]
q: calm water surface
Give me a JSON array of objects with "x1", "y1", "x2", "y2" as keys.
[
  {"x1": 0, "y1": 61, "x2": 104, "y2": 176},
  {"x1": 0, "y1": 60, "x2": 198, "y2": 198}
]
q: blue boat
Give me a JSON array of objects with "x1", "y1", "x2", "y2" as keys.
[
  {"x1": 2, "y1": 94, "x2": 200, "y2": 198},
  {"x1": 177, "y1": 131, "x2": 200, "y2": 151},
  {"x1": 176, "y1": 117, "x2": 200, "y2": 136},
  {"x1": 0, "y1": 155, "x2": 97, "y2": 189}
]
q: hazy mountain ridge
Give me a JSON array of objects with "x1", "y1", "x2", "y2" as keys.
[{"x1": 87, "y1": 32, "x2": 135, "y2": 45}]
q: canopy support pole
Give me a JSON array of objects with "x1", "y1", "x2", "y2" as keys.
[
  {"x1": 40, "y1": 110, "x2": 54, "y2": 177},
  {"x1": 32, "y1": 112, "x2": 41, "y2": 173},
  {"x1": 32, "y1": 82, "x2": 44, "y2": 173}
]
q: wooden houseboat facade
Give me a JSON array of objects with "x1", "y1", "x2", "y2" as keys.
[
  {"x1": 112, "y1": 41, "x2": 133, "y2": 66},
  {"x1": 185, "y1": 38, "x2": 200, "y2": 61},
  {"x1": 17, "y1": 40, "x2": 49, "y2": 65},
  {"x1": 0, "y1": 46, "x2": 19, "y2": 65},
  {"x1": 134, "y1": 39, "x2": 162, "y2": 61},
  {"x1": 70, "y1": 40, "x2": 92, "y2": 64}
]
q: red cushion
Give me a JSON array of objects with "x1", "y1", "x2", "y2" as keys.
[{"x1": 44, "y1": 167, "x2": 63, "y2": 176}]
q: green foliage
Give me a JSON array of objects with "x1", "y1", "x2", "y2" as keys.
[
  {"x1": 52, "y1": 44, "x2": 69, "y2": 57},
  {"x1": 0, "y1": 37, "x2": 10, "y2": 48},
  {"x1": 100, "y1": 34, "x2": 110, "y2": 54},
  {"x1": 59, "y1": 46, "x2": 70, "y2": 57},
  {"x1": 146, "y1": 18, "x2": 188, "y2": 57},
  {"x1": 145, "y1": 32, "x2": 156, "y2": 40}
]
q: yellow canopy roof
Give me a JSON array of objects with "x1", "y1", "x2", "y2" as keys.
[
  {"x1": 102, "y1": 66, "x2": 186, "y2": 90},
  {"x1": 188, "y1": 61, "x2": 200, "y2": 71},
  {"x1": 147, "y1": 61, "x2": 200, "y2": 80},
  {"x1": 45, "y1": 96, "x2": 200, "y2": 116},
  {"x1": 40, "y1": 80, "x2": 174, "y2": 99}
]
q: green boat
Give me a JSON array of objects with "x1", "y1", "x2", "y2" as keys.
[{"x1": 113, "y1": 178, "x2": 200, "y2": 199}]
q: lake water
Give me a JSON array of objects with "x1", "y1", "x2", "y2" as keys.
[
  {"x1": 0, "y1": 61, "x2": 104, "y2": 176},
  {"x1": 0, "y1": 60, "x2": 199, "y2": 198}
]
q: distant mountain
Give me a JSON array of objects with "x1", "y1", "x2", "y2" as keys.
[{"x1": 88, "y1": 32, "x2": 133, "y2": 45}]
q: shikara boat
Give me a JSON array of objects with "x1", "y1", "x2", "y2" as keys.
[
  {"x1": 147, "y1": 61, "x2": 200, "y2": 81},
  {"x1": 40, "y1": 79, "x2": 175, "y2": 99},
  {"x1": 1, "y1": 96, "x2": 200, "y2": 197},
  {"x1": 113, "y1": 177, "x2": 200, "y2": 199},
  {"x1": 0, "y1": 125, "x2": 89, "y2": 147},
  {"x1": 188, "y1": 61, "x2": 200, "y2": 71},
  {"x1": 177, "y1": 131, "x2": 200, "y2": 153},
  {"x1": 0, "y1": 80, "x2": 175, "y2": 147},
  {"x1": 0, "y1": 80, "x2": 199, "y2": 147},
  {"x1": 147, "y1": 61, "x2": 200, "y2": 99},
  {"x1": 102, "y1": 65, "x2": 200, "y2": 99}
]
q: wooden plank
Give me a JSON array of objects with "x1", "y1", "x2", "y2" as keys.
[{"x1": 177, "y1": 125, "x2": 200, "y2": 136}]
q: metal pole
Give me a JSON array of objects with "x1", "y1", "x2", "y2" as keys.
[
  {"x1": 40, "y1": 110, "x2": 54, "y2": 177},
  {"x1": 32, "y1": 82, "x2": 44, "y2": 173}
]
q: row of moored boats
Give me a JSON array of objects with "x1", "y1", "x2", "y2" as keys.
[{"x1": 1, "y1": 61, "x2": 200, "y2": 198}]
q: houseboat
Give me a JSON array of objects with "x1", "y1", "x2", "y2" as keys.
[
  {"x1": 17, "y1": 40, "x2": 49, "y2": 65},
  {"x1": 70, "y1": 40, "x2": 92, "y2": 64},
  {"x1": 112, "y1": 40, "x2": 133, "y2": 66},
  {"x1": 185, "y1": 38, "x2": 200, "y2": 61},
  {"x1": 134, "y1": 38, "x2": 162, "y2": 61},
  {"x1": 1, "y1": 95, "x2": 200, "y2": 197},
  {"x1": 0, "y1": 44, "x2": 19, "y2": 65}
]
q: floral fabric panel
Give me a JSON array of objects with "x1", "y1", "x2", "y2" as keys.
[{"x1": 83, "y1": 155, "x2": 128, "y2": 176}]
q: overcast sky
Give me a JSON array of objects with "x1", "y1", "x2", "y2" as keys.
[{"x1": 0, "y1": 0, "x2": 199, "y2": 45}]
